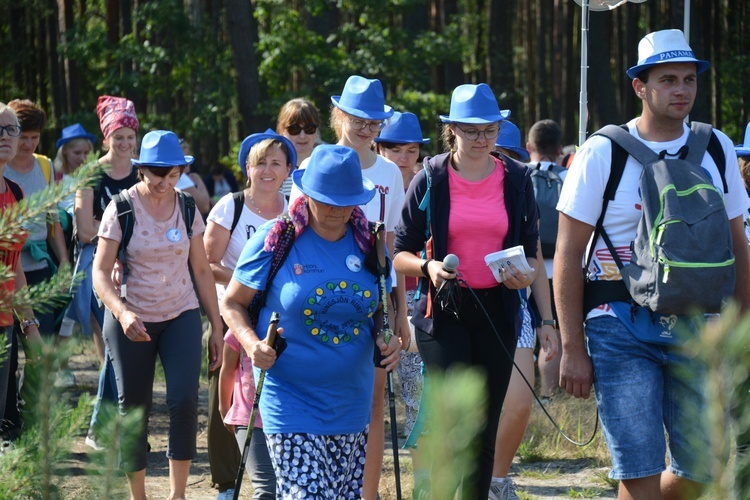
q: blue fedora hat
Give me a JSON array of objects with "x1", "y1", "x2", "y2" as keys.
[
  {"x1": 627, "y1": 29, "x2": 709, "y2": 79},
  {"x1": 736, "y1": 122, "x2": 750, "y2": 157},
  {"x1": 132, "y1": 130, "x2": 194, "y2": 168},
  {"x1": 440, "y1": 83, "x2": 510, "y2": 124},
  {"x1": 56, "y1": 123, "x2": 96, "y2": 150},
  {"x1": 374, "y1": 112, "x2": 430, "y2": 145},
  {"x1": 494, "y1": 121, "x2": 530, "y2": 162},
  {"x1": 238, "y1": 128, "x2": 298, "y2": 175},
  {"x1": 331, "y1": 75, "x2": 394, "y2": 121},
  {"x1": 292, "y1": 145, "x2": 375, "y2": 207}
]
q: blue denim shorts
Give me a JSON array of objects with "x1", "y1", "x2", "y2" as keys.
[{"x1": 585, "y1": 315, "x2": 714, "y2": 483}]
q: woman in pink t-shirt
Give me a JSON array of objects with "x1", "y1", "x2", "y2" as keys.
[
  {"x1": 393, "y1": 84, "x2": 540, "y2": 499},
  {"x1": 93, "y1": 130, "x2": 223, "y2": 500}
]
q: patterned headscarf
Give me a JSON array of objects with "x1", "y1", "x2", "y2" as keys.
[
  {"x1": 96, "y1": 95, "x2": 139, "y2": 140},
  {"x1": 265, "y1": 195, "x2": 374, "y2": 255}
]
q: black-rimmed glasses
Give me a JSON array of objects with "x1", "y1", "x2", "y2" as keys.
[
  {"x1": 0, "y1": 125, "x2": 22, "y2": 137},
  {"x1": 454, "y1": 124, "x2": 500, "y2": 141},
  {"x1": 286, "y1": 123, "x2": 318, "y2": 135},
  {"x1": 346, "y1": 117, "x2": 385, "y2": 132}
]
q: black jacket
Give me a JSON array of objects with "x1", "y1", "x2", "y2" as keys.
[{"x1": 394, "y1": 151, "x2": 539, "y2": 335}]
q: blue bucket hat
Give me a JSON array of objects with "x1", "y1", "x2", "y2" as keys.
[
  {"x1": 56, "y1": 123, "x2": 96, "y2": 150},
  {"x1": 374, "y1": 112, "x2": 430, "y2": 145},
  {"x1": 736, "y1": 122, "x2": 750, "y2": 157},
  {"x1": 331, "y1": 75, "x2": 394, "y2": 121},
  {"x1": 440, "y1": 83, "x2": 510, "y2": 124},
  {"x1": 494, "y1": 121, "x2": 530, "y2": 162},
  {"x1": 626, "y1": 29, "x2": 710, "y2": 79},
  {"x1": 132, "y1": 130, "x2": 194, "y2": 168},
  {"x1": 292, "y1": 145, "x2": 375, "y2": 207},
  {"x1": 238, "y1": 128, "x2": 298, "y2": 175}
]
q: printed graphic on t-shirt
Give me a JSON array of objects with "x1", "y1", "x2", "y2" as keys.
[
  {"x1": 302, "y1": 278, "x2": 378, "y2": 345},
  {"x1": 592, "y1": 245, "x2": 632, "y2": 281}
]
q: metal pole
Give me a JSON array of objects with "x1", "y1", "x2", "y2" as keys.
[{"x1": 578, "y1": 0, "x2": 590, "y2": 146}]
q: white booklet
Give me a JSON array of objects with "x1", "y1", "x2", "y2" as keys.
[{"x1": 484, "y1": 245, "x2": 534, "y2": 283}]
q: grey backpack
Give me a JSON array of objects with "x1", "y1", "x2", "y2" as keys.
[
  {"x1": 530, "y1": 163, "x2": 566, "y2": 258},
  {"x1": 594, "y1": 122, "x2": 735, "y2": 314}
]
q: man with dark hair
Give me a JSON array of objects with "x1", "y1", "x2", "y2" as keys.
[
  {"x1": 555, "y1": 29, "x2": 750, "y2": 499},
  {"x1": 526, "y1": 119, "x2": 565, "y2": 400},
  {"x1": 527, "y1": 119, "x2": 563, "y2": 163}
]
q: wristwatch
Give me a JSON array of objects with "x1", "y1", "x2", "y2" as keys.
[
  {"x1": 420, "y1": 259, "x2": 434, "y2": 278},
  {"x1": 540, "y1": 319, "x2": 557, "y2": 329},
  {"x1": 20, "y1": 317, "x2": 40, "y2": 334}
]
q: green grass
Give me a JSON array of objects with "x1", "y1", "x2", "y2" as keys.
[
  {"x1": 519, "y1": 468, "x2": 564, "y2": 480},
  {"x1": 567, "y1": 487, "x2": 605, "y2": 498}
]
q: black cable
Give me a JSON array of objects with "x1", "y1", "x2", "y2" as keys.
[{"x1": 459, "y1": 278, "x2": 599, "y2": 447}]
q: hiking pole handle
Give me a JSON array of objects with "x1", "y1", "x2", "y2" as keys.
[{"x1": 233, "y1": 312, "x2": 280, "y2": 500}]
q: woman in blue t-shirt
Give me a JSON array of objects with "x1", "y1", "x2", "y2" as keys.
[{"x1": 222, "y1": 144, "x2": 401, "y2": 499}]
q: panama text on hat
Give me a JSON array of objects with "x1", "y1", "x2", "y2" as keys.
[
  {"x1": 331, "y1": 75, "x2": 394, "y2": 121},
  {"x1": 494, "y1": 121, "x2": 529, "y2": 162},
  {"x1": 735, "y1": 123, "x2": 750, "y2": 158},
  {"x1": 238, "y1": 128, "x2": 298, "y2": 176},
  {"x1": 57, "y1": 123, "x2": 96, "y2": 150},
  {"x1": 132, "y1": 130, "x2": 194, "y2": 168},
  {"x1": 626, "y1": 29, "x2": 710, "y2": 79},
  {"x1": 374, "y1": 112, "x2": 430, "y2": 145},
  {"x1": 440, "y1": 83, "x2": 510, "y2": 124},
  {"x1": 292, "y1": 145, "x2": 375, "y2": 207},
  {"x1": 96, "y1": 95, "x2": 139, "y2": 140}
]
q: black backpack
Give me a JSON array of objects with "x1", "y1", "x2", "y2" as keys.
[{"x1": 112, "y1": 190, "x2": 196, "y2": 302}]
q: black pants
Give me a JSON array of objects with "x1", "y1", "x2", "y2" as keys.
[
  {"x1": 103, "y1": 308, "x2": 202, "y2": 472},
  {"x1": 416, "y1": 286, "x2": 517, "y2": 500}
]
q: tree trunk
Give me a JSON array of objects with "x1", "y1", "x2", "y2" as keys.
[
  {"x1": 226, "y1": 0, "x2": 265, "y2": 136},
  {"x1": 587, "y1": 12, "x2": 618, "y2": 130}
]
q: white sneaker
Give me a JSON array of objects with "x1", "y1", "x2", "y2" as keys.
[
  {"x1": 54, "y1": 370, "x2": 76, "y2": 389},
  {"x1": 216, "y1": 488, "x2": 235, "y2": 500},
  {"x1": 488, "y1": 479, "x2": 521, "y2": 500},
  {"x1": 84, "y1": 434, "x2": 104, "y2": 451}
]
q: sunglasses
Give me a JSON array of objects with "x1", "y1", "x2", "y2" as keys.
[{"x1": 286, "y1": 123, "x2": 318, "y2": 135}]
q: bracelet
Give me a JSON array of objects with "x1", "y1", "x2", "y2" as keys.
[
  {"x1": 20, "y1": 317, "x2": 40, "y2": 334},
  {"x1": 540, "y1": 319, "x2": 557, "y2": 329},
  {"x1": 420, "y1": 259, "x2": 433, "y2": 278}
]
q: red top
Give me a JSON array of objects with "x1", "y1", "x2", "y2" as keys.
[{"x1": 0, "y1": 180, "x2": 28, "y2": 326}]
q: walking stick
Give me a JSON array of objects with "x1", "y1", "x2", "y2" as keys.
[
  {"x1": 374, "y1": 223, "x2": 402, "y2": 500},
  {"x1": 233, "y1": 311, "x2": 281, "y2": 500}
]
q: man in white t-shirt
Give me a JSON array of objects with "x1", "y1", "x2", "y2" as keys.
[{"x1": 555, "y1": 29, "x2": 750, "y2": 499}]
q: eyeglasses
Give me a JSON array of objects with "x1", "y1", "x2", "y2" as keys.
[
  {"x1": 286, "y1": 123, "x2": 318, "y2": 136},
  {"x1": 0, "y1": 125, "x2": 22, "y2": 137},
  {"x1": 454, "y1": 124, "x2": 500, "y2": 141},
  {"x1": 346, "y1": 116, "x2": 385, "y2": 132}
]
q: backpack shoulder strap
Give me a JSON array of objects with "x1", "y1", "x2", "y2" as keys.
[
  {"x1": 595, "y1": 124, "x2": 659, "y2": 167},
  {"x1": 34, "y1": 154, "x2": 52, "y2": 185},
  {"x1": 230, "y1": 191, "x2": 245, "y2": 235},
  {"x1": 178, "y1": 191, "x2": 196, "y2": 239},
  {"x1": 691, "y1": 121, "x2": 728, "y2": 193},
  {"x1": 4, "y1": 177, "x2": 24, "y2": 202},
  {"x1": 248, "y1": 217, "x2": 297, "y2": 327},
  {"x1": 113, "y1": 191, "x2": 135, "y2": 302},
  {"x1": 583, "y1": 125, "x2": 633, "y2": 272}
]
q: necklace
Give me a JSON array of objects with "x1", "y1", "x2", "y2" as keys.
[{"x1": 248, "y1": 193, "x2": 281, "y2": 216}]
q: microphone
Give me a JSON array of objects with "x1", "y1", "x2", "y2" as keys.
[
  {"x1": 442, "y1": 254, "x2": 459, "y2": 273},
  {"x1": 436, "y1": 254, "x2": 461, "y2": 314}
]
